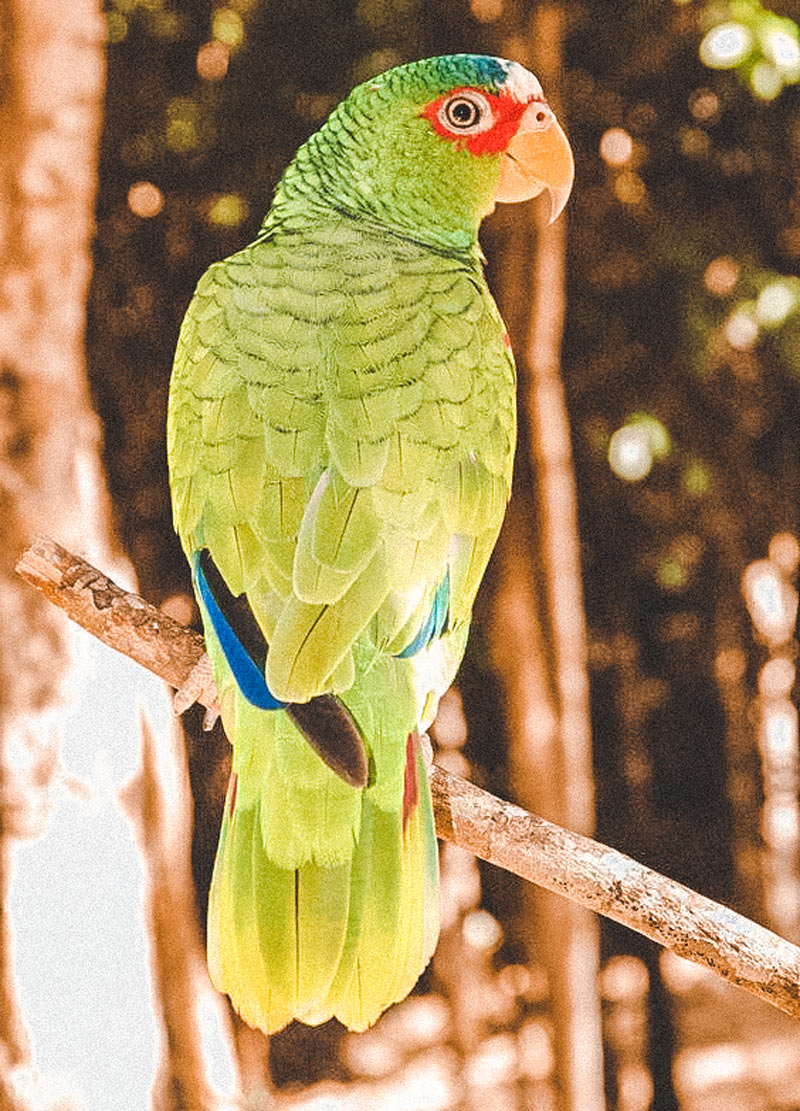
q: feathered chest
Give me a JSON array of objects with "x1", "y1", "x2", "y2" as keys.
[{"x1": 215, "y1": 229, "x2": 516, "y2": 490}]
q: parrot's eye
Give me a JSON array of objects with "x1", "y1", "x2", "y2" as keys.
[{"x1": 438, "y1": 91, "x2": 493, "y2": 135}]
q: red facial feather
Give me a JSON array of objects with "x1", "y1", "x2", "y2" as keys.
[{"x1": 421, "y1": 85, "x2": 537, "y2": 156}]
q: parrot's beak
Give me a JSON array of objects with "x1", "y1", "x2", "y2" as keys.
[{"x1": 495, "y1": 101, "x2": 574, "y2": 222}]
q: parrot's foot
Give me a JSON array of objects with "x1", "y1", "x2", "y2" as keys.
[
  {"x1": 173, "y1": 654, "x2": 220, "y2": 729},
  {"x1": 418, "y1": 731, "x2": 434, "y2": 769}
]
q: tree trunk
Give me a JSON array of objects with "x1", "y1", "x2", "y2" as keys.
[
  {"x1": 0, "y1": 2, "x2": 110, "y2": 1101},
  {"x1": 492, "y1": 7, "x2": 606, "y2": 1109},
  {"x1": 0, "y1": 2, "x2": 239, "y2": 1105}
]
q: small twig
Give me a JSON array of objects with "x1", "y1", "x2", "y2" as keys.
[{"x1": 15, "y1": 535, "x2": 800, "y2": 1021}]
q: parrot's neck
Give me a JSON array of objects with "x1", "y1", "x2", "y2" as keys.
[{"x1": 263, "y1": 125, "x2": 490, "y2": 257}]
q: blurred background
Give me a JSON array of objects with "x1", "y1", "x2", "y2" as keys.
[{"x1": 3, "y1": 0, "x2": 800, "y2": 1108}]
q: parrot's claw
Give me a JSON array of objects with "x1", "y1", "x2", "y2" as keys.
[
  {"x1": 173, "y1": 654, "x2": 220, "y2": 723},
  {"x1": 418, "y1": 731, "x2": 434, "y2": 770},
  {"x1": 202, "y1": 704, "x2": 221, "y2": 731}
]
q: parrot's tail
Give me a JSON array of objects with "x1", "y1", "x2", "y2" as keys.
[{"x1": 206, "y1": 674, "x2": 440, "y2": 1034}]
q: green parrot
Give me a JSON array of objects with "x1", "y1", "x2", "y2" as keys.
[{"x1": 167, "y1": 53, "x2": 573, "y2": 1033}]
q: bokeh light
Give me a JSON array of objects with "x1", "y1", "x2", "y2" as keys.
[
  {"x1": 762, "y1": 791, "x2": 800, "y2": 849},
  {"x1": 107, "y1": 11, "x2": 128, "y2": 42},
  {"x1": 699, "y1": 2, "x2": 800, "y2": 101},
  {"x1": 657, "y1": 556, "x2": 688, "y2": 591},
  {"x1": 469, "y1": 0, "x2": 503, "y2": 22},
  {"x1": 212, "y1": 7, "x2": 244, "y2": 48},
  {"x1": 674, "y1": 1043, "x2": 749, "y2": 1097},
  {"x1": 659, "y1": 951, "x2": 711, "y2": 994},
  {"x1": 408, "y1": 1051, "x2": 459, "y2": 1110},
  {"x1": 517, "y1": 1020, "x2": 555, "y2": 1081},
  {"x1": 755, "y1": 280, "x2": 797, "y2": 326},
  {"x1": 465, "y1": 1033, "x2": 517, "y2": 1088},
  {"x1": 166, "y1": 96, "x2": 203, "y2": 152},
  {"x1": 764, "y1": 27, "x2": 800, "y2": 78},
  {"x1": 127, "y1": 181, "x2": 164, "y2": 218},
  {"x1": 600, "y1": 127, "x2": 634, "y2": 166},
  {"x1": 715, "y1": 647, "x2": 747, "y2": 685},
  {"x1": 608, "y1": 414, "x2": 670, "y2": 483},
  {"x1": 682, "y1": 458, "x2": 711, "y2": 496},
  {"x1": 600, "y1": 955, "x2": 649, "y2": 1002},
  {"x1": 703, "y1": 255, "x2": 739, "y2": 295},
  {"x1": 462, "y1": 909, "x2": 502, "y2": 951},
  {"x1": 206, "y1": 193, "x2": 249, "y2": 227},
  {"x1": 768, "y1": 531, "x2": 800, "y2": 575},
  {"x1": 742, "y1": 559, "x2": 798, "y2": 642},
  {"x1": 618, "y1": 1064, "x2": 654, "y2": 1111},
  {"x1": 679, "y1": 126, "x2": 710, "y2": 159},
  {"x1": 757, "y1": 656, "x2": 795, "y2": 699},
  {"x1": 750, "y1": 61, "x2": 783, "y2": 100},
  {"x1": 608, "y1": 425, "x2": 652, "y2": 482},
  {"x1": 295, "y1": 1095, "x2": 347, "y2": 1111},
  {"x1": 343, "y1": 1035, "x2": 400, "y2": 1078},
  {"x1": 719, "y1": 148, "x2": 753, "y2": 176},
  {"x1": 196, "y1": 41, "x2": 230, "y2": 81},
  {"x1": 700, "y1": 22, "x2": 753, "y2": 69},
  {"x1": 614, "y1": 171, "x2": 646, "y2": 205},
  {"x1": 296, "y1": 91, "x2": 338, "y2": 121},
  {"x1": 688, "y1": 87, "x2": 721, "y2": 124},
  {"x1": 724, "y1": 309, "x2": 758, "y2": 350}
]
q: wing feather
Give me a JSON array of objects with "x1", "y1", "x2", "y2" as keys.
[{"x1": 167, "y1": 225, "x2": 516, "y2": 705}]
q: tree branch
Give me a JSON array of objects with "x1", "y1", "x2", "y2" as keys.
[{"x1": 15, "y1": 535, "x2": 800, "y2": 1021}]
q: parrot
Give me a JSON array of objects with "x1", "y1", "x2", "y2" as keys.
[{"x1": 167, "y1": 53, "x2": 573, "y2": 1034}]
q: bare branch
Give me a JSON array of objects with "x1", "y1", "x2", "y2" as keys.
[
  {"x1": 15, "y1": 536, "x2": 800, "y2": 1021},
  {"x1": 16, "y1": 536, "x2": 207, "y2": 697},
  {"x1": 430, "y1": 768, "x2": 800, "y2": 1018}
]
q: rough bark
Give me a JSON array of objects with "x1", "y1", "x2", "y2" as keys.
[
  {"x1": 0, "y1": 1, "x2": 109, "y2": 1100},
  {"x1": 17, "y1": 536, "x2": 800, "y2": 1024},
  {"x1": 0, "y1": 3, "x2": 239, "y2": 1102}
]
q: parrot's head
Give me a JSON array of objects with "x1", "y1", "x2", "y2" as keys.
[{"x1": 271, "y1": 54, "x2": 574, "y2": 251}]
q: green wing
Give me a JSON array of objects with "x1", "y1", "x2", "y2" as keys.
[{"x1": 168, "y1": 220, "x2": 515, "y2": 709}]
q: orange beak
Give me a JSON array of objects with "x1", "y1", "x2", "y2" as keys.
[{"x1": 495, "y1": 101, "x2": 574, "y2": 222}]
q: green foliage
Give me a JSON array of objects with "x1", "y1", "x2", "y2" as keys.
[{"x1": 700, "y1": 0, "x2": 800, "y2": 99}]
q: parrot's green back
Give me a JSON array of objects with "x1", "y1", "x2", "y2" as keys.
[{"x1": 167, "y1": 53, "x2": 571, "y2": 1032}]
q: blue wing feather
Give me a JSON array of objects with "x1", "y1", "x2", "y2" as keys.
[
  {"x1": 192, "y1": 550, "x2": 285, "y2": 710},
  {"x1": 396, "y1": 570, "x2": 451, "y2": 659}
]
